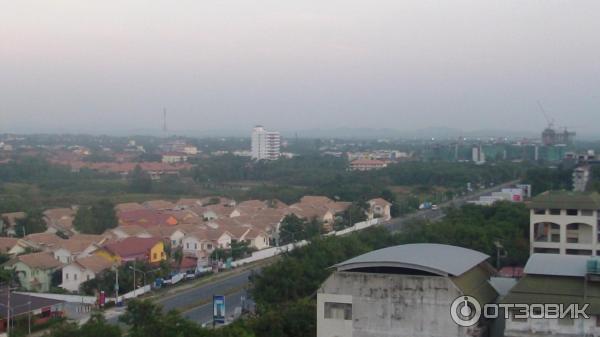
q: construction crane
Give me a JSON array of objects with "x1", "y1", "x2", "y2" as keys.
[{"x1": 537, "y1": 100, "x2": 554, "y2": 129}]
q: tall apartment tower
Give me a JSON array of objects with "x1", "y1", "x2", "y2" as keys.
[{"x1": 251, "y1": 126, "x2": 281, "y2": 160}]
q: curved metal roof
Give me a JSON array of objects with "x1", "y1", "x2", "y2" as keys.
[{"x1": 335, "y1": 243, "x2": 489, "y2": 276}]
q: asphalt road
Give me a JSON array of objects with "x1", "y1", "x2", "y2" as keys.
[
  {"x1": 182, "y1": 289, "x2": 253, "y2": 326},
  {"x1": 158, "y1": 270, "x2": 254, "y2": 313},
  {"x1": 381, "y1": 180, "x2": 520, "y2": 232}
]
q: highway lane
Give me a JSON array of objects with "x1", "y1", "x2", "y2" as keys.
[
  {"x1": 182, "y1": 289, "x2": 253, "y2": 326},
  {"x1": 381, "y1": 179, "x2": 520, "y2": 232},
  {"x1": 158, "y1": 269, "x2": 256, "y2": 312}
]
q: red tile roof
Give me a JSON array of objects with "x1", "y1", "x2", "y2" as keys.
[{"x1": 103, "y1": 237, "x2": 161, "y2": 259}]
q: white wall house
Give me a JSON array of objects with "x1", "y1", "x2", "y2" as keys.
[
  {"x1": 529, "y1": 192, "x2": 600, "y2": 256},
  {"x1": 60, "y1": 255, "x2": 113, "y2": 293}
]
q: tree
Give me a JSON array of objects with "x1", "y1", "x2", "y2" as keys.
[
  {"x1": 129, "y1": 164, "x2": 153, "y2": 193},
  {"x1": 14, "y1": 209, "x2": 46, "y2": 237},
  {"x1": 335, "y1": 201, "x2": 368, "y2": 230},
  {"x1": 47, "y1": 312, "x2": 120, "y2": 337},
  {"x1": 279, "y1": 214, "x2": 306, "y2": 244},
  {"x1": 73, "y1": 200, "x2": 117, "y2": 234}
]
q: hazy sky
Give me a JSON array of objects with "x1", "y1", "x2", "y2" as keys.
[{"x1": 1, "y1": 0, "x2": 600, "y2": 135}]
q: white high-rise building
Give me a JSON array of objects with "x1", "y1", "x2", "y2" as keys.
[{"x1": 251, "y1": 126, "x2": 280, "y2": 160}]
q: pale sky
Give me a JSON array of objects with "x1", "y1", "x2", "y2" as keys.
[{"x1": 1, "y1": 0, "x2": 600, "y2": 135}]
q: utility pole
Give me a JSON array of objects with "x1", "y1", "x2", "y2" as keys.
[
  {"x1": 133, "y1": 260, "x2": 136, "y2": 297},
  {"x1": 115, "y1": 265, "x2": 119, "y2": 305},
  {"x1": 6, "y1": 285, "x2": 10, "y2": 337}
]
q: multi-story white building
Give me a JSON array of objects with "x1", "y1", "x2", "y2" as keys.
[
  {"x1": 529, "y1": 191, "x2": 600, "y2": 256},
  {"x1": 251, "y1": 126, "x2": 280, "y2": 160}
]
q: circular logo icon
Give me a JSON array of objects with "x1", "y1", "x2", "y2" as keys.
[{"x1": 450, "y1": 296, "x2": 481, "y2": 327}]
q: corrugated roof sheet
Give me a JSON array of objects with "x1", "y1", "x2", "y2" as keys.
[
  {"x1": 525, "y1": 253, "x2": 590, "y2": 277},
  {"x1": 335, "y1": 243, "x2": 489, "y2": 276},
  {"x1": 528, "y1": 191, "x2": 600, "y2": 210}
]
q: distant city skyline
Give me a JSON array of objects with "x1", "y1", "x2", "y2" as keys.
[{"x1": 2, "y1": 1, "x2": 600, "y2": 135}]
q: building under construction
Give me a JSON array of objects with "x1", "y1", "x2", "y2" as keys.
[{"x1": 542, "y1": 126, "x2": 576, "y2": 146}]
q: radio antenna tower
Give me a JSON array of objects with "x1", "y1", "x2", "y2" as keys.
[{"x1": 162, "y1": 108, "x2": 168, "y2": 136}]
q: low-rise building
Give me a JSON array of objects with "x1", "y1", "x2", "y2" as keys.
[
  {"x1": 349, "y1": 158, "x2": 387, "y2": 171},
  {"x1": 60, "y1": 255, "x2": 114, "y2": 292},
  {"x1": 317, "y1": 243, "x2": 497, "y2": 337},
  {"x1": 502, "y1": 253, "x2": 600, "y2": 336},
  {"x1": 367, "y1": 198, "x2": 392, "y2": 220},
  {"x1": 529, "y1": 191, "x2": 600, "y2": 256},
  {"x1": 96, "y1": 237, "x2": 166, "y2": 264},
  {"x1": 5, "y1": 252, "x2": 63, "y2": 292}
]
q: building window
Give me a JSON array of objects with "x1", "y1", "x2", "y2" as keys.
[
  {"x1": 567, "y1": 223, "x2": 579, "y2": 230},
  {"x1": 65, "y1": 273, "x2": 69, "y2": 280},
  {"x1": 558, "y1": 317, "x2": 574, "y2": 326},
  {"x1": 324, "y1": 302, "x2": 352, "y2": 320},
  {"x1": 153, "y1": 253, "x2": 157, "y2": 260},
  {"x1": 172, "y1": 240, "x2": 177, "y2": 245},
  {"x1": 74, "y1": 274, "x2": 77, "y2": 281},
  {"x1": 566, "y1": 209, "x2": 578, "y2": 216},
  {"x1": 194, "y1": 243, "x2": 198, "y2": 250},
  {"x1": 549, "y1": 209, "x2": 561, "y2": 215},
  {"x1": 582, "y1": 210, "x2": 594, "y2": 216},
  {"x1": 533, "y1": 209, "x2": 546, "y2": 215},
  {"x1": 186, "y1": 243, "x2": 189, "y2": 249},
  {"x1": 596, "y1": 315, "x2": 600, "y2": 327}
]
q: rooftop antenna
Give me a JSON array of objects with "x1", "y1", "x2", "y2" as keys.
[
  {"x1": 536, "y1": 100, "x2": 554, "y2": 128},
  {"x1": 162, "y1": 108, "x2": 168, "y2": 136}
]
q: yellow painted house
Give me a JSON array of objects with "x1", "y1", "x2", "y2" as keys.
[{"x1": 97, "y1": 237, "x2": 166, "y2": 264}]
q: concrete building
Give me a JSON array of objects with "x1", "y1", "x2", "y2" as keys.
[
  {"x1": 529, "y1": 191, "x2": 600, "y2": 256},
  {"x1": 472, "y1": 145, "x2": 486, "y2": 165},
  {"x1": 317, "y1": 243, "x2": 498, "y2": 337},
  {"x1": 572, "y1": 166, "x2": 590, "y2": 192},
  {"x1": 502, "y1": 253, "x2": 600, "y2": 337},
  {"x1": 251, "y1": 126, "x2": 280, "y2": 160}
]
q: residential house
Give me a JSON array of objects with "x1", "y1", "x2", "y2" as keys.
[
  {"x1": 161, "y1": 152, "x2": 188, "y2": 164},
  {"x1": 43, "y1": 207, "x2": 77, "y2": 235},
  {"x1": 106, "y1": 225, "x2": 152, "y2": 240},
  {"x1": 367, "y1": 198, "x2": 392, "y2": 220},
  {"x1": 96, "y1": 237, "x2": 166, "y2": 264},
  {"x1": 528, "y1": 191, "x2": 600, "y2": 255},
  {"x1": 229, "y1": 200, "x2": 267, "y2": 217},
  {"x1": 60, "y1": 255, "x2": 114, "y2": 292},
  {"x1": 244, "y1": 228, "x2": 270, "y2": 250},
  {"x1": 145, "y1": 223, "x2": 200, "y2": 248},
  {"x1": 114, "y1": 202, "x2": 145, "y2": 214},
  {"x1": 317, "y1": 243, "x2": 497, "y2": 337},
  {"x1": 174, "y1": 198, "x2": 203, "y2": 210},
  {"x1": 0, "y1": 212, "x2": 25, "y2": 236},
  {"x1": 52, "y1": 234, "x2": 106, "y2": 264},
  {"x1": 0, "y1": 237, "x2": 18, "y2": 255},
  {"x1": 5, "y1": 252, "x2": 63, "y2": 292},
  {"x1": 9, "y1": 233, "x2": 65, "y2": 255},
  {"x1": 502, "y1": 253, "x2": 600, "y2": 336},
  {"x1": 289, "y1": 196, "x2": 351, "y2": 232},
  {"x1": 118, "y1": 209, "x2": 178, "y2": 228},
  {"x1": 181, "y1": 229, "x2": 232, "y2": 257},
  {"x1": 142, "y1": 199, "x2": 176, "y2": 210}
]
